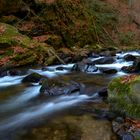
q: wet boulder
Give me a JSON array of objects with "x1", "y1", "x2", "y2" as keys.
[
  {"x1": 99, "y1": 68, "x2": 117, "y2": 74},
  {"x1": 40, "y1": 79, "x2": 85, "y2": 96},
  {"x1": 112, "y1": 117, "x2": 140, "y2": 140},
  {"x1": 22, "y1": 73, "x2": 43, "y2": 83},
  {"x1": 72, "y1": 58, "x2": 98, "y2": 72},
  {"x1": 89, "y1": 53, "x2": 100, "y2": 58},
  {"x1": 108, "y1": 75, "x2": 140, "y2": 118},
  {"x1": 0, "y1": 71, "x2": 8, "y2": 77},
  {"x1": 133, "y1": 57, "x2": 140, "y2": 69},
  {"x1": 0, "y1": 66, "x2": 9, "y2": 77},
  {"x1": 121, "y1": 133, "x2": 134, "y2": 140},
  {"x1": 93, "y1": 57, "x2": 115, "y2": 65},
  {"x1": 123, "y1": 54, "x2": 136, "y2": 61},
  {"x1": 122, "y1": 57, "x2": 140, "y2": 73},
  {"x1": 98, "y1": 88, "x2": 108, "y2": 98},
  {"x1": 8, "y1": 69, "x2": 26, "y2": 76},
  {"x1": 121, "y1": 66, "x2": 138, "y2": 73}
]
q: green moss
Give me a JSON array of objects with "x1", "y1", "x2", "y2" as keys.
[
  {"x1": 108, "y1": 75, "x2": 140, "y2": 118},
  {"x1": 119, "y1": 31, "x2": 135, "y2": 45},
  {"x1": 0, "y1": 22, "x2": 32, "y2": 47},
  {"x1": 135, "y1": 137, "x2": 140, "y2": 140},
  {"x1": 13, "y1": 52, "x2": 37, "y2": 66},
  {"x1": 108, "y1": 77, "x2": 131, "y2": 96},
  {"x1": 40, "y1": 0, "x2": 98, "y2": 48}
]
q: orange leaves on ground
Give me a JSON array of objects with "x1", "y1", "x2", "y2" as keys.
[
  {"x1": 17, "y1": 21, "x2": 36, "y2": 32},
  {"x1": 125, "y1": 117, "x2": 140, "y2": 130},
  {"x1": 0, "y1": 56, "x2": 11, "y2": 66},
  {"x1": 0, "y1": 50, "x2": 5, "y2": 55},
  {"x1": 12, "y1": 46, "x2": 27, "y2": 54},
  {"x1": 58, "y1": 47, "x2": 74, "y2": 55},
  {"x1": 0, "y1": 25, "x2": 6, "y2": 35},
  {"x1": 33, "y1": 35, "x2": 49, "y2": 42},
  {"x1": 120, "y1": 75, "x2": 137, "y2": 84}
]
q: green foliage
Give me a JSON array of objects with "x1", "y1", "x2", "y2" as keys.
[
  {"x1": 119, "y1": 31, "x2": 135, "y2": 45},
  {"x1": 88, "y1": 0, "x2": 118, "y2": 26},
  {"x1": 39, "y1": 0, "x2": 98, "y2": 48},
  {"x1": 85, "y1": 0, "x2": 118, "y2": 45}
]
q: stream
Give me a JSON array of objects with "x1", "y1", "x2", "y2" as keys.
[{"x1": 0, "y1": 51, "x2": 139, "y2": 140}]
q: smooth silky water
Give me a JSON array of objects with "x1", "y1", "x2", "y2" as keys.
[{"x1": 0, "y1": 51, "x2": 138, "y2": 140}]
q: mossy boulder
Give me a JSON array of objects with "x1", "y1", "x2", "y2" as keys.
[
  {"x1": 0, "y1": 22, "x2": 58, "y2": 67},
  {"x1": 40, "y1": 79, "x2": 84, "y2": 96},
  {"x1": 22, "y1": 73, "x2": 44, "y2": 83},
  {"x1": 108, "y1": 75, "x2": 140, "y2": 118},
  {"x1": 0, "y1": 22, "x2": 31, "y2": 47}
]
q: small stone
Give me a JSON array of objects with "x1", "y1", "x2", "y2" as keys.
[{"x1": 121, "y1": 133, "x2": 134, "y2": 140}]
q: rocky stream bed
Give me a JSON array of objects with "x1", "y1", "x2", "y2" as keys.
[{"x1": 0, "y1": 51, "x2": 140, "y2": 140}]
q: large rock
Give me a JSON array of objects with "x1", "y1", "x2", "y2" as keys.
[
  {"x1": 0, "y1": 22, "x2": 58, "y2": 67},
  {"x1": 99, "y1": 68, "x2": 117, "y2": 74},
  {"x1": 133, "y1": 57, "x2": 140, "y2": 69},
  {"x1": 112, "y1": 117, "x2": 140, "y2": 140},
  {"x1": 72, "y1": 58, "x2": 98, "y2": 72},
  {"x1": 123, "y1": 54, "x2": 136, "y2": 61},
  {"x1": 22, "y1": 73, "x2": 44, "y2": 83},
  {"x1": 40, "y1": 79, "x2": 85, "y2": 95},
  {"x1": 122, "y1": 57, "x2": 140, "y2": 73},
  {"x1": 93, "y1": 57, "x2": 115, "y2": 64},
  {"x1": 121, "y1": 66, "x2": 138, "y2": 73},
  {"x1": 108, "y1": 75, "x2": 140, "y2": 118}
]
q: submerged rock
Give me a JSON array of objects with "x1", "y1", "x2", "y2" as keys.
[
  {"x1": 20, "y1": 115, "x2": 116, "y2": 140},
  {"x1": 22, "y1": 73, "x2": 44, "y2": 83},
  {"x1": 40, "y1": 79, "x2": 85, "y2": 96},
  {"x1": 108, "y1": 74, "x2": 140, "y2": 118}
]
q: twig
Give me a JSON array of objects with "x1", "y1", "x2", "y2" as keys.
[
  {"x1": 102, "y1": 27, "x2": 119, "y2": 47},
  {"x1": 48, "y1": 48, "x2": 66, "y2": 64}
]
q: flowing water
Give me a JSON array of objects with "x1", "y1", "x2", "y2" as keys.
[{"x1": 0, "y1": 51, "x2": 139, "y2": 140}]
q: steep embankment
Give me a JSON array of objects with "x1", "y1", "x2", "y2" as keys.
[{"x1": 0, "y1": 0, "x2": 140, "y2": 68}]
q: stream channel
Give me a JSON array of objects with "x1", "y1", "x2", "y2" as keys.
[{"x1": 0, "y1": 51, "x2": 139, "y2": 140}]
